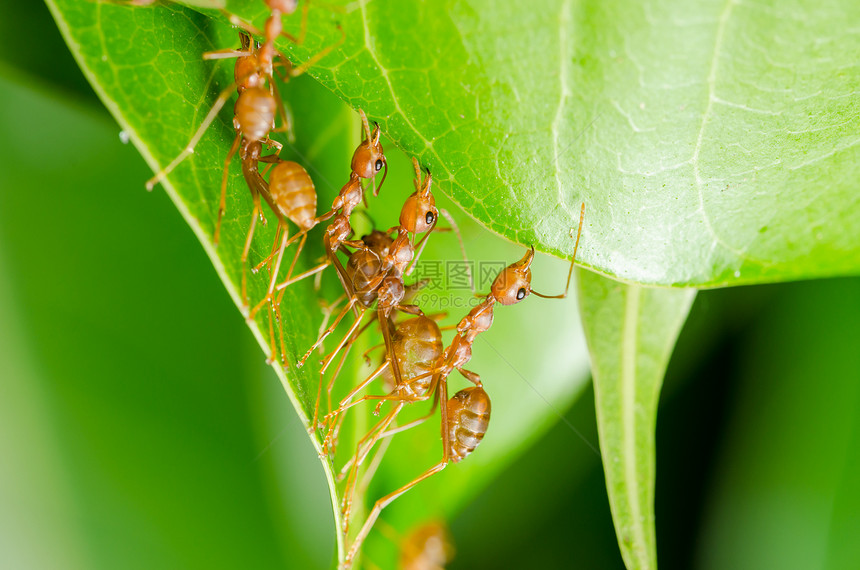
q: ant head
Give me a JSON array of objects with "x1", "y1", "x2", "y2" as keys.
[
  {"x1": 400, "y1": 161, "x2": 437, "y2": 234},
  {"x1": 350, "y1": 110, "x2": 387, "y2": 194},
  {"x1": 490, "y1": 247, "x2": 535, "y2": 306},
  {"x1": 268, "y1": 0, "x2": 298, "y2": 14}
]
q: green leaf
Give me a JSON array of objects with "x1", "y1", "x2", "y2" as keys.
[
  {"x1": 185, "y1": 0, "x2": 859, "y2": 287},
  {"x1": 46, "y1": 1, "x2": 592, "y2": 566},
  {"x1": 577, "y1": 270, "x2": 696, "y2": 569}
]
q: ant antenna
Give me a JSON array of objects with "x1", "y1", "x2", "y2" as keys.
[{"x1": 530, "y1": 202, "x2": 585, "y2": 299}]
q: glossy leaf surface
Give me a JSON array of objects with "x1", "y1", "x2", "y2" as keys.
[{"x1": 181, "y1": 0, "x2": 860, "y2": 287}]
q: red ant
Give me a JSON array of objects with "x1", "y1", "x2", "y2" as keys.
[{"x1": 336, "y1": 203, "x2": 585, "y2": 562}]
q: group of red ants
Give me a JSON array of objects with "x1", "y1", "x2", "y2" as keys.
[{"x1": 144, "y1": 1, "x2": 584, "y2": 567}]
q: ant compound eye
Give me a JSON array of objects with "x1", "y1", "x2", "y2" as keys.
[
  {"x1": 425, "y1": 211, "x2": 436, "y2": 225},
  {"x1": 516, "y1": 287, "x2": 527, "y2": 300},
  {"x1": 375, "y1": 159, "x2": 384, "y2": 172}
]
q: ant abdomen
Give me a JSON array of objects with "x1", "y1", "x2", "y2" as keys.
[
  {"x1": 269, "y1": 161, "x2": 316, "y2": 231},
  {"x1": 346, "y1": 248, "x2": 384, "y2": 307},
  {"x1": 382, "y1": 315, "x2": 443, "y2": 394},
  {"x1": 234, "y1": 86, "x2": 276, "y2": 142},
  {"x1": 447, "y1": 386, "x2": 491, "y2": 463}
]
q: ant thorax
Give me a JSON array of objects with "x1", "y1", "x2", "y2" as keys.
[
  {"x1": 388, "y1": 229, "x2": 414, "y2": 274},
  {"x1": 458, "y1": 300, "x2": 495, "y2": 338},
  {"x1": 334, "y1": 173, "x2": 363, "y2": 217},
  {"x1": 444, "y1": 334, "x2": 474, "y2": 371},
  {"x1": 376, "y1": 274, "x2": 406, "y2": 313},
  {"x1": 323, "y1": 215, "x2": 352, "y2": 252}
]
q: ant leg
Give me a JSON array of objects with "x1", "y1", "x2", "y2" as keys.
[
  {"x1": 275, "y1": 261, "x2": 329, "y2": 290},
  {"x1": 324, "y1": 311, "x2": 377, "y2": 398},
  {"x1": 248, "y1": 223, "x2": 291, "y2": 320},
  {"x1": 266, "y1": 299, "x2": 278, "y2": 364},
  {"x1": 218, "y1": 10, "x2": 263, "y2": 38},
  {"x1": 145, "y1": 82, "x2": 239, "y2": 191},
  {"x1": 357, "y1": 433, "x2": 394, "y2": 504},
  {"x1": 202, "y1": 48, "x2": 254, "y2": 60},
  {"x1": 440, "y1": 208, "x2": 474, "y2": 292},
  {"x1": 395, "y1": 304, "x2": 423, "y2": 317},
  {"x1": 378, "y1": 309, "x2": 404, "y2": 393},
  {"x1": 272, "y1": 0, "x2": 308, "y2": 45},
  {"x1": 269, "y1": 78, "x2": 296, "y2": 144},
  {"x1": 214, "y1": 132, "x2": 241, "y2": 247},
  {"x1": 316, "y1": 338, "x2": 362, "y2": 441},
  {"x1": 272, "y1": 54, "x2": 293, "y2": 82},
  {"x1": 344, "y1": 462, "x2": 448, "y2": 568},
  {"x1": 289, "y1": 23, "x2": 345, "y2": 77},
  {"x1": 341, "y1": 404, "x2": 404, "y2": 532},
  {"x1": 284, "y1": 232, "x2": 308, "y2": 281},
  {"x1": 321, "y1": 360, "x2": 388, "y2": 446},
  {"x1": 240, "y1": 189, "x2": 264, "y2": 309},
  {"x1": 276, "y1": 289, "x2": 289, "y2": 367},
  {"x1": 310, "y1": 370, "x2": 326, "y2": 436},
  {"x1": 319, "y1": 313, "x2": 382, "y2": 450},
  {"x1": 344, "y1": 381, "x2": 451, "y2": 568},
  {"x1": 252, "y1": 223, "x2": 283, "y2": 274},
  {"x1": 329, "y1": 389, "x2": 431, "y2": 457},
  {"x1": 424, "y1": 311, "x2": 449, "y2": 323},
  {"x1": 254, "y1": 219, "x2": 305, "y2": 278},
  {"x1": 319, "y1": 311, "x2": 365, "y2": 374},
  {"x1": 326, "y1": 361, "x2": 389, "y2": 422},
  {"x1": 378, "y1": 410, "x2": 435, "y2": 438},
  {"x1": 361, "y1": 343, "x2": 384, "y2": 364},
  {"x1": 318, "y1": 348, "x2": 357, "y2": 448},
  {"x1": 298, "y1": 298, "x2": 357, "y2": 367}
]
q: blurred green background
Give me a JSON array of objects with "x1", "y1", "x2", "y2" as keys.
[{"x1": 2, "y1": 2, "x2": 860, "y2": 569}]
